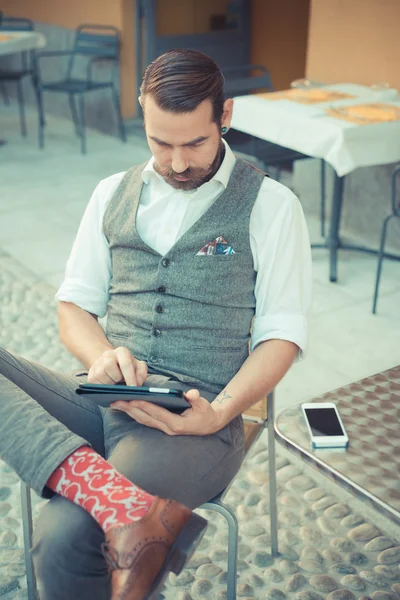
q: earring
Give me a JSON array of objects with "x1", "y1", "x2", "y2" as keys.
[{"x1": 221, "y1": 126, "x2": 228, "y2": 134}]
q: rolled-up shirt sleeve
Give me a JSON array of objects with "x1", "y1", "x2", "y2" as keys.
[
  {"x1": 55, "y1": 172, "x2": 125, "y2": 317},
  {"x1": 249, "y1": 178, "x2": 312, "y2": 356}
]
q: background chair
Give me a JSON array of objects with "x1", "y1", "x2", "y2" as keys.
[
  {"x1": 372, "y1": 165, "x2": 400, "y2": 313},
  {"x1": 0, "y1": 16, "x2": 44, "y2": 145},
  {"x1": 0, "y1": 11, "x2": 7, "y2": 103},
  {"x1": 224, "y1": 65, "x2": 327, "y2": 236},
  {"x1": 20, "y1": 392, "x2": 278, "y2": 600},
  {"x1": 36, "y1": 24, "x2": 126, "y2": 154}
]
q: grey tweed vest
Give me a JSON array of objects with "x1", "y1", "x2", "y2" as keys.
[{"x1": 103, "y1": 158, "x2": 265, "y2": 394}]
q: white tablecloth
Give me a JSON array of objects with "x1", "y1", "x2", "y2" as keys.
[
  {"x1": 231, "y1": 84, "x2": 400, "y2": 176},
  {"x1": 0, "y1": 31, "x2": 46, "y2": 57}
]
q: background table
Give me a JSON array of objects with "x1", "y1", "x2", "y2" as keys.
[
  {"x1": 275, "y1": 365, "x2": 400, "y2": 526},
  {"x1": 0, "y1": 31, "x2": 46, "y2": 56},
  {"x1": 231, "y1": 84, "x2": 400, "y2": 281}
]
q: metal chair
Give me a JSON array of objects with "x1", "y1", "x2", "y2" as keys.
[
  {"x1": 0, "y1": 17, "x2": 44, "y2": 145},
  {"x1": 372, "y1": 165, "x2": 400, "y2": 314},
  {"x1": 200, "y1": 392, "x2": 277, "y2": 600},
  {"x1": 20, "y1": 483, "x2": 37, "y2": 600},
  {"x1": 20, "y1": 392, "x2": 278, "y2": 600},
  {"x1": 36, "y1": 24, "x2": 127, "y2": 153},
  {"x1": 224, "y1": 65, "x2": 327, "y2": 236}
]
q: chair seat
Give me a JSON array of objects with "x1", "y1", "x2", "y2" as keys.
[
  {"x1": 0, "y1": 70, "x2": 32, "y2": 81},
  {"x1": 41, "y1": 79, "x2": 111, "y2": 93},
  {"x1": 226, "y1": 129, "x2": 309, "y2": 166},
  {"x1": 243, "y1": 419, "x2": 265, "y2": 453},
  {"x1": 256, "y1": 141, "x2": 309, "y2": 164},
  {"x1": 206, "y1": 419, "x2": 265, "y2": 504}
]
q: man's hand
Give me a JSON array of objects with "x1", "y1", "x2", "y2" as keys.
[
  {"x1": 110, "y1": 389, "x2": 224, "y2": 436},
  {"x1": 87, "y1": 347, "x2": 148, "y2": 386}
]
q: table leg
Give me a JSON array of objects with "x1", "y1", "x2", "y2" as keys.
[{"x1": 328, "y1": 172, "x2": 345, "y2": 282}]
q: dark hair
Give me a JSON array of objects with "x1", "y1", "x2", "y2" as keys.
[{"x1": 140, "y1": 49, "x2": 225, "y2": 124}]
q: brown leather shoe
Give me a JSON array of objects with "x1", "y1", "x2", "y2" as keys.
[{"x1": 101, "y1": 498, "x2": 207, "y2": 600}]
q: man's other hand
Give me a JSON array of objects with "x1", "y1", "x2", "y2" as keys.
[
  {"x1": 87, "y1": 347, "x2": 148, "y2": 386},
  {"x1": 110, "y1": 389, "x2": 223, "y2": 436}
]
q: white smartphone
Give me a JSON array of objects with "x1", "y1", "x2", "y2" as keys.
[{"x1": 301, "y1": 402, "x2": 349, "y2": 448}]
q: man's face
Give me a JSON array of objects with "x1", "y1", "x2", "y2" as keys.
[{"x1": 142, "y1": 95, "x2": 230, "y2": 191}]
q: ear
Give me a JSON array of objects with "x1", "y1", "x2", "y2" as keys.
[
  {"x1": 138, "y1": 95, "x2": 143, "y2": 108},
  {"x1": 221, "y1": 98, "x2": 234, "y2": 130}
]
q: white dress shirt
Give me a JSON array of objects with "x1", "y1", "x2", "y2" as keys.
[{"x1": 56, "y1": 141, "x2": 312, "y2": 354}]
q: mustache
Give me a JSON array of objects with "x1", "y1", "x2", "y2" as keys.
[{"x1": 155, "y1": 165, "x2": 206, "y2": 179}]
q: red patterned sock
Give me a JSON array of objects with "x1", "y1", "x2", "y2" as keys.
[{"x1": 47, "y1": 446, "x2": 156, "y2": 532}]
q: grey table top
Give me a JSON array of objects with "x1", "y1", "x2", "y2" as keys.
[{"x1": 275, "y1": 366, "x2": 400, "y2": 525}]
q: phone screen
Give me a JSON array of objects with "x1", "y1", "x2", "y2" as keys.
[{"x1": 304, "y1": 407, "x2": 345, "y2": 437}]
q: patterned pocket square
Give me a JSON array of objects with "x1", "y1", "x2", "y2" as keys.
[{"x1": 196, "y1": 235, "x2": 236, "y2": 256}]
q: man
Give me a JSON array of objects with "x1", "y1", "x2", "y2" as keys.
[{"x1": 0, "y1": 49, "x2": 312, "y2": 599}]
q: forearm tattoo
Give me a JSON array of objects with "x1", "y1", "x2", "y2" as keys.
[{"x1": 214, "y1": 390, "x2": 232, "y2": 405}]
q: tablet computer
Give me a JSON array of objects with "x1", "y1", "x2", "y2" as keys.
[{"x1": 76, "y1": 383, "x2": 190, "y2": 412}]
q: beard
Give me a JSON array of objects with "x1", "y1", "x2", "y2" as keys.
[{"x1": 153, "y1": 141, "x2": 225, "y2": 191}]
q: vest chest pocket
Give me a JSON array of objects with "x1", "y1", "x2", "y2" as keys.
[
  {"x1": 193, "y1": 252, "x2": 242, "y2": 273},
  {"x1": 194, "y1": 252, "x2": 241, "y2": 260},
  {"x1": 193, "y1": 251, "x2": 253, "y2": 282}
]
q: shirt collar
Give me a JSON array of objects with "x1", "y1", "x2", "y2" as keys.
[{"x1": 141, "y1": 139, "x2": 236, "y2": 191}]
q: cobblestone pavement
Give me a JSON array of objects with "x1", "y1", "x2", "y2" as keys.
[{"x1": 1, "y1": 248, "x2": 399, "y2": 600}]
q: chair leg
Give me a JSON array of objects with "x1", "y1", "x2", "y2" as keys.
[
  {"x1": 225, "y1": 506, "x2": 239, "y2": 600},
  {"x1": 37, "y1": 88, "x2": 45, "y2": 149},
  {"x1": 372, "y1": 214, "x2": 393, "y2": 314},
  {"x1": 20, "y1": 483, "x2": 38, "y2": 600},
  {"x1": 267, "y1": 391, "x2": 279, "y2": 556},
  {"x1": 16, "y1": 80, "x2": 27, "y2": 137},
  {"x1": 274, "y1": 166, "x2": 282, "y2": 182},
  {"x1": 68, "y1": 93, "x2": 80, "y2": 136},
  {"x1": 111, "y1": 85, "x2": 127, "y2": 142},
  {"x1": 0, "y1": 81, "x2": 9, "y2": 105},
  {"x1": 320, "y1": 159, "x2": 326, "y2": 237},
  {"x1": 78, "y1": 93, "x2": 87, "y2": 155},
  {"x1": 31, "y1": 76, "x2": 45, "y2": 149},
  {"x1": 201, "y1": 501, "x2": 238, "y2": 600}
]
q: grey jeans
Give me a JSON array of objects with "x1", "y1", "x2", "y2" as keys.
[{"x1": 0, "y1": 347, "x2": 245, "y2": 600}]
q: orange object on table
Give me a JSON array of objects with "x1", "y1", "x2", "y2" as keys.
[
  {"x1": 257, "y1": 88, "x2": 355, "y2": 104},
  {"x1": 327, "y1": 103, "x2": 400, "y2": 124},
  {"x1": 0, "y1": 34, "x2": 13, "y2": 42}
]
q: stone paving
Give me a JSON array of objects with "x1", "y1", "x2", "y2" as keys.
[{"x1": 0, "y1": 248, "x2": 400, "y2": 600}]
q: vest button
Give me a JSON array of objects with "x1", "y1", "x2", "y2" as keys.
[
  {"x1": 156, "y1": 286, "x2": 166, "y2": 293},
  {"x1": 155, "y1": 305, "x2": 163, "y2": 313},
  {"x1": 153, "y1": 328, "x2": 162, "y2": 337},
  {"x1": 161, "y1": 258, "x2": 170, "y2": 267}
]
